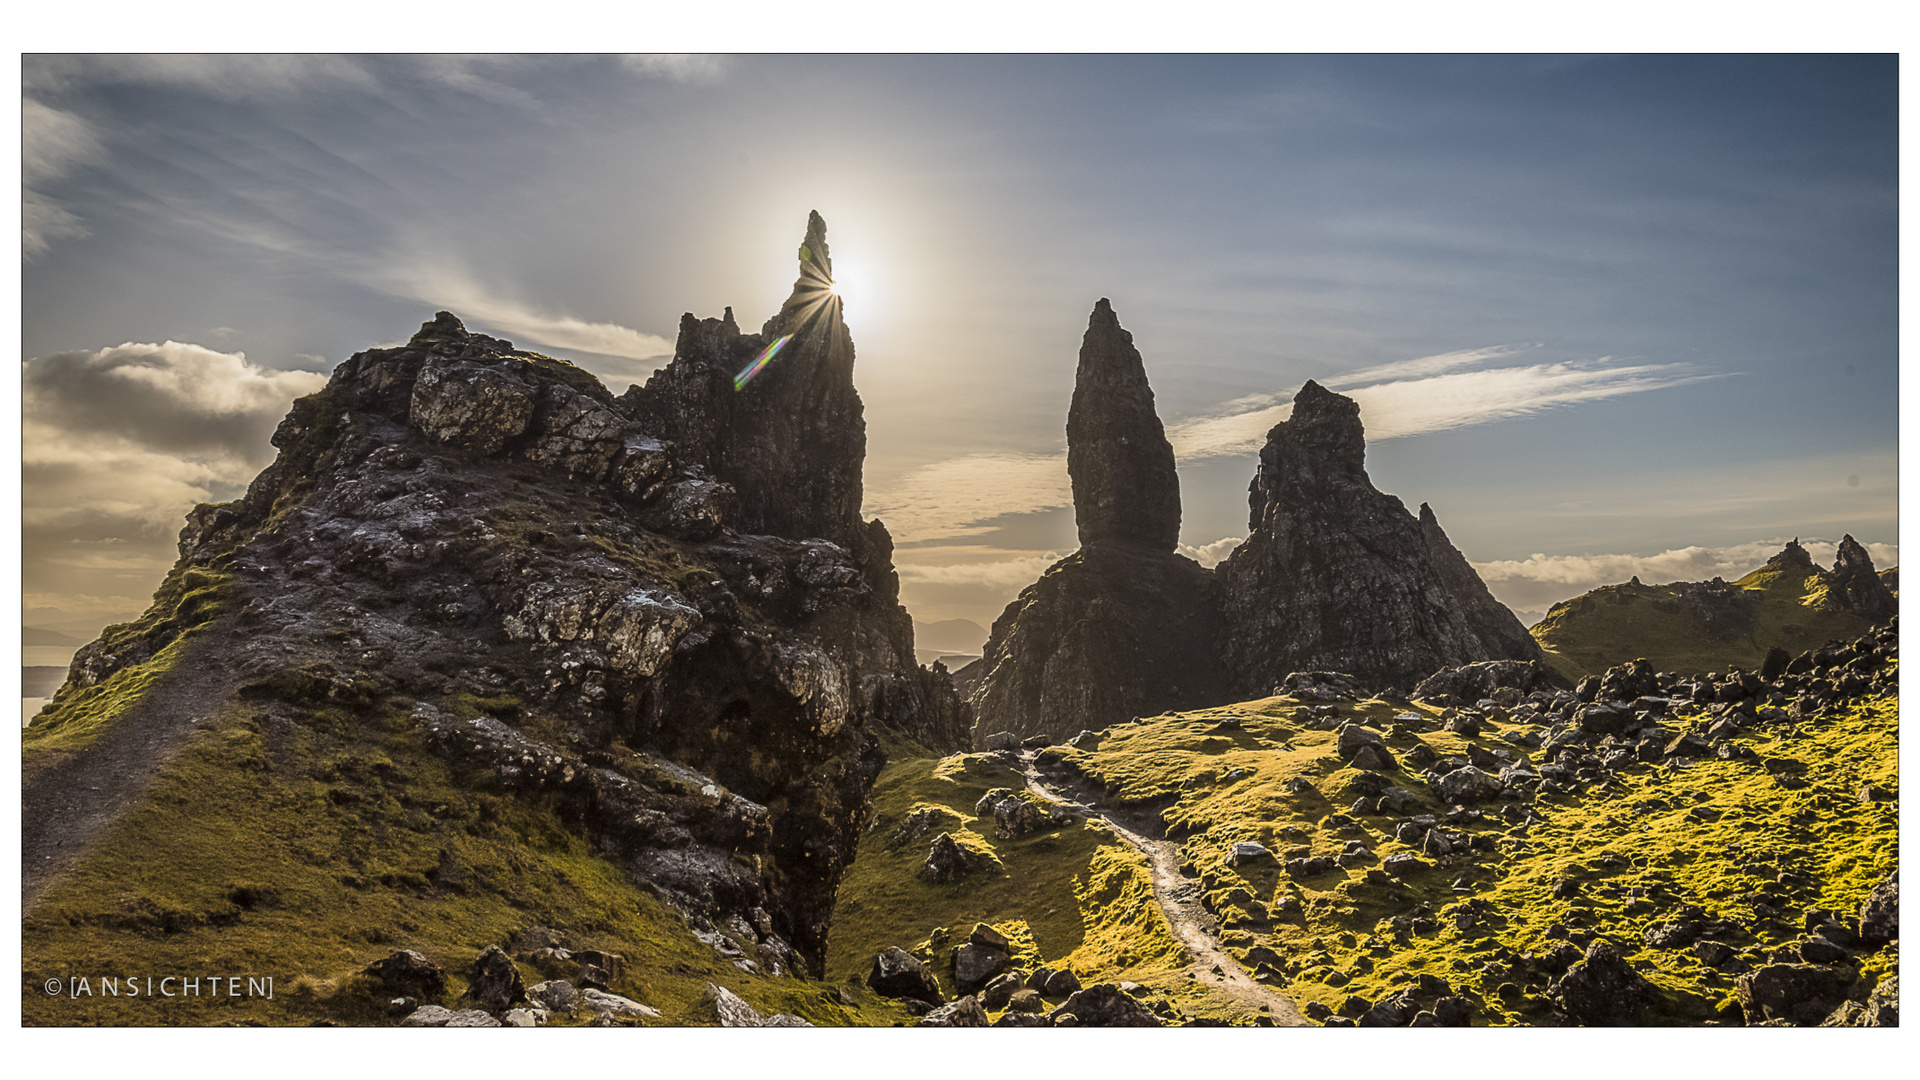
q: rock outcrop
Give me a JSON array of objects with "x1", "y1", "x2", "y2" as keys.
[
  {"x1": 1823, "y1": 535, "x2": 1897, "y2": 621},
  {"x1": 1215, "y1": 380, "x2": 1544, "y2": 695},
  {"x1": 52, "y1": 214, "x2": 970, "y2": 979},
  {"x1": 968, "y1": 301, "x2": 1228, "y2": 744}
]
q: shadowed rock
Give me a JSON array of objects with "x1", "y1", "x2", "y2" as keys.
[
  {"x1": 1825, "y1": 534, "x2": 1897, "y2": 620},
  {"x1": 1215, "y1": 380, "x2": 1544, "y2": 694}
]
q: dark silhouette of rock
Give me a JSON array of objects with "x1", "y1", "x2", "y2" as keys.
[
  {"x1": 1825, "y1": 534, "x2": 1897, "y2": 620},
  {"x1": 1547, "y1": 940, "x2": 1653, "y2": 1026},
  {"x1": 363, "y1": 949, "x2": 447, "y2": 1000},
  {"x1": 462, "y1": 945, "x2": 527, "y2": 1013},
  {"x1": 1067, "y1": 299, "x2": 1181, "y2": 550},
  {"x1": 867, "y1": 947, "x2": 945, "y2": 1005},
  {"x1": 626, "y1": 211, "x2": 866, "y2": 553},
  {"x1": 1413, "y1": 659, "x2": 1568, "y2": 704},
  {"x1": 967, "y1": 301, "x2": 1227, "y2": 745},
  {"x1": 1047, "y1": 983, "x2": 1164, "y2": 1027},
  {"x1": 1215, "y1": 380, "x2": 1544, "y2": 695}
]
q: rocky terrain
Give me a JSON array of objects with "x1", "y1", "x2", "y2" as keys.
[
  {"x1": 832, "y1": 617, "x2": 1895, "y2": 1027},
  {"x1": 22, "y1": 215, "x2": 972, "y2": 1026},
  {"x1": 970, "y1": 370, "x2": 1544, "y2": 747},
  {"x1": 1532, "y1": 537, "x2": 1897, "y2": 681}
]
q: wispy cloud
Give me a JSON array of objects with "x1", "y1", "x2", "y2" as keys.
[
  {"x1": 22, "y1": 98, "x2": 107, "y2": 258},
  {"x1": 24, "y1": 55, "x2": 381, "y2": 101},
  {"x1": 380, "y1": 264, "x2": 675, "y2": 372},
  {"x1": 1163, "y1": 346, "x2": 1724, "y2": 459}
]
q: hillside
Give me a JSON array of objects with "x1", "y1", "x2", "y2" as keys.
[
  {"x1": 22, "y1": 215, "x2": 973, "y2": 1028},
  {"x1": 1532, "y1": 539, "x2": 1895, "y2": 682},
  {"x1": 834, "y1": 622, "x2": 1896, "y2": 1026}
]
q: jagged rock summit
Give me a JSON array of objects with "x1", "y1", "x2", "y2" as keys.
[
  {"x1": 969, "y1": 300, "x2": 1227, "y2": 744},
  {"x1": 36, "y1": 214, "x2": 970, "y2": 979},
  {"x1": 1215, "y1": 380, "x2": 1545, "y2": 696},
  {"x1": 1068, "y1": 298, "x2": 1181, "y2": 551}
]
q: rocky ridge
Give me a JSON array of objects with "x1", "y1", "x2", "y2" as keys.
[{"x1": 33, "y1": 214, "x2": 969, "y2": 982}]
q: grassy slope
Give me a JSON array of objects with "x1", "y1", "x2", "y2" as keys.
[
  {"x1": 825, "y1": 729, "x2": 1223, "y2": 1019},
  {"x1": 22, "y1": 688, "x2": 905, "y2": 1027},
  {"x1": 1531, "y1": 560, "x2": 1876, "y2": 682},
  {"x1": 1033, "y1": 690, "x2": 1895, "y2": 1025}
]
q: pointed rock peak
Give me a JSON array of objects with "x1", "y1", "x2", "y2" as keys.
[
  {"x1": 1418, "y1": 502, "x2": 1438, "y2": 527},
  {"x1": 1268, "y1": 380, "x2": 1367, "y2": 485},
  {"x1": 1768, "y1": 539, "x2": 1815, "y2": 570},
  {"x1": 798, "y1": 209, "x2": 833, "y2": 282},
  {"x1": 1834, "y1": 534, "x2": 1876, "y2": 572},
  {"x1": 412, "y1": 311, "x2": 468, "y2": 344},
  {"x1": 1067, "y1": 299, "x2": 1179, "y2": 551}
]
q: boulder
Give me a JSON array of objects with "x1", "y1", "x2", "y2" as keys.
[
  {"x1": 576, "y1": 989, "x2": 661, "y2": 1022},
  {"x1": 1357, "y1": 987, "x2": 1421, "y2": 1027},
  {"x1": 363, "y1": 949, "x2": 447, "y2": 1000},
  {"x1": 980, "y1": 972, "x2": 1024, "y2": 1011},
  {"x1": 1350, "y1": 744, "x2": 1397, "y2": 772},
  {"x1": 1043, "y1": 969, "x2": 1083, "y2": 998},
  {"x1": 994, "y1": 1011, "x2": 1048, "y2": 1027},
  {"x1": 525, "y1": 980, "x2": 579, "y2": 1013},
  {"x1": 1228, "y1": 841, "x2": 1273, "y2": 866},
  {"x1": 1857, "y1": 870, "x2": 1898, "y2": 945},
  {"x1": 918, "y1": 996, "x2": 990, "y2": 1027},
  {"x1": 952, "y1": 942, "x2": 1010, "y2": 993},
  {"x1": 1007, "y1": 988, "x2": 1046, "y2": 1013},
  {"x1": 461, "y1": 945, "x2": 526, "y2": 1013},
  {"x1": 1432, "y1": 765, "x2": 1500, "y2": 805},
  {"x1": 1736, "y1": 963, "x2": 1851, "y2": 1026},
  {"x1": 1047, "y1": 983, "x2": 1164, "y2": 1027},
  {"x1": 983, "y1": 731, "x2": 1021, "y2": 751},
  {"x1": 921, "y1": 832, "x2": 984, "y2": 884},
  {"x1": 1548, "y1": 940, "x2": 1654, "y2": 1026},
  {"x1": 704, "y1": 983, "x2": 766, "y2": 1027},
  {"x1": 866, "y1": 947, "x2": 944, "y2": 1005}
]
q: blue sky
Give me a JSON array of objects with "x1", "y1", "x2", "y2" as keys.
[{"x1": 19, "y1": 53, "x2": 1899, "y2": 632}]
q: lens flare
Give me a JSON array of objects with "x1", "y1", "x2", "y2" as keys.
[{"x1": 734, "y1": 334, "x2": 794, "y2": 390}]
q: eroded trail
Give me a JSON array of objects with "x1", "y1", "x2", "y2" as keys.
[
  {"x1": 1016, "y1": 751, "x2": 1309, "y2": 1026},
  {"x1": 21, "y1": 624, "x2": 239, "y2": 910}
]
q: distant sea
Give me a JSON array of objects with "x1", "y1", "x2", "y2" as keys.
[{"x1": 22, "y1": 645, "x2": 76, "y2": 729}]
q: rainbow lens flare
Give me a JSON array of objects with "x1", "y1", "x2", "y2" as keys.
[{"x1": 734, "y1": 334, "x2": 794, "y2": 391}]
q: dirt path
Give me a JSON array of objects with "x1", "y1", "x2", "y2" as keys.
[
  {"x1": 1015, "y1": 751, "x2": 1309, "y2": 1026},
  {"x1": 21, "y1": 622, "x2": 239, "y2": 910}
]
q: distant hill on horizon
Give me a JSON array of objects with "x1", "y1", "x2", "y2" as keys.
[
  {"x1": 22, "y1": 626, "x2": 83, "y2": 647},
  {"x1": 1531, "y1": 538, "x2": 1895, "y2": 680},
  {"x1": 913, "y1": 618, "x2": 989, "y2": 656}
]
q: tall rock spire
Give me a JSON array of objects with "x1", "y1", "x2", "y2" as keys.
[
  {"x1": 1067, "y1": 299, "x2": 1181, "y2": 551},
  {"x1": 1825, "y1": 534, "x2": 1897, "y2": 620}
]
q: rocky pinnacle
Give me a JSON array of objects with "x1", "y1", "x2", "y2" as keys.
[{"x1": 1067, "y1": 299, "x2": 1181, "y2": 551}]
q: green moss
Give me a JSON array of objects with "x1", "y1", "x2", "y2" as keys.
[
  {"x1": 21, "y1": 688, "x2": 902, "y2": 1027},
  {"x1": 1054, "y1": 688, "x2": 1896, "y2": 1025}
]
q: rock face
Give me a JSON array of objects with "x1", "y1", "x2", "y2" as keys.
[
  {"x1": 1215, "y1": 381, "x2": 1544, "y2": 695},
  {"x1": 78, "y1": 214, "x2": 970, "y2": 980},
  {"x1": 1067, "y1": 299, "x2": 1181, "y2": 551},
  {"x1": 1824, "y1": 535, "x2": 1897, "y2": 621},
  {"x1": 967, "y1": 301, "x2": 1227, "y2": 744}
]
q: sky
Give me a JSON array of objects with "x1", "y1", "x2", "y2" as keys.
[{"x1": 18, "y1": 53, "x2": 1900, "y2": 639}]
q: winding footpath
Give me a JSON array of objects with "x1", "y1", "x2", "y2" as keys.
[{"x1": 1014, "y1": 750, "x2": 1310, "y2": 1026}]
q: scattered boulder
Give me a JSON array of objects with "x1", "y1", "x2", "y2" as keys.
[
  {"x1": 525, "y1": 980, "x2": 579, "y2": 1014},
  {"x1": 1007, "y1": 988, "x2": 1045, "y2": 1013},
  {"x1": 1357, "y1": 987, "x2": 1421, "y2": 1027},
  {"x1": 1548, "y1": 940, "x2": 1654, "y2": 1026},
  {"x1": 704, "y1": 983, "x2": 767, "y2": 1027},
  {"x1": 919, "y1": 996, "x2": 990, "y2": 1027},
  {"x1": 461, "y1": 945, "x2": 526, "y2": 1013},
  {"x1": 1048, "y1": 983, "x2": 1164, "y2": 1027},
  {"x1": 577, "y1": 989, "x2": 661, "y2": 1023},
  {"x1": 921, "y1": 832, "x2": 985, "y2": 884},
  {"x1": 867, "y1": 947, "x2": 944, "y2": 1005},
  {"x1": 400, "y1": 1005, "x2": 500, "y2": 1028},
  {"x1": 1432, "y1": 765, "x2": 1500, "y2": 804},
  {"x1": 1229, "y1": 841, "x2": 1273, "y2": 866},
  {"x1": 1737, "y1": 963, "x2": 1851, "y2": 1026},
  {"x1": 980, "y1": 972, "x2": 1024, "y2": 1011},
  {"x1": 1856, "y1": 870, "x2": 1898, "y2": 945},
  {"x1": 364, "y1": 949, "x2": 447, "y2": 1000},
  {"x1": 952, "y1": 943, "x2": 1010, "y2": 994}
]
